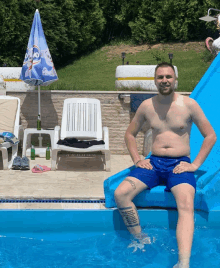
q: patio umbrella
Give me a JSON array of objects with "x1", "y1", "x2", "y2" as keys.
[{"x1": 20, "y1": 9, "x2": 58, "y2": 121}]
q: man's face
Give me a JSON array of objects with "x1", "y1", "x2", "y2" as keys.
[{"x1": 154, "y1": 66, "x2": 176, "y2": 96}]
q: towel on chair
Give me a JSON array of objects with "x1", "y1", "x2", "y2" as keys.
[
  {"x1": 57, "y1": 138, "x2": 105, "y2": 148},
  {"x1": 0, "y1": 132, "x2": 19, "y2": 145}
]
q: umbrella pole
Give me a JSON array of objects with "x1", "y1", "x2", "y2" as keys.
[
  {"x1": 38, "y1": 85, "x2": 41, "y2": 116},
  {"x1": 38, "y1": 85, "x2": 43, "y2": 148}
]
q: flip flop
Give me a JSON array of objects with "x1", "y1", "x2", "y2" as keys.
[
  {"x1": 12, "y1": 156, "x2": 22, "y2": 170},
  {"x1": 20, "y1": 156, "x2": 30, "y2": 170},
  {"x1": 32, "y1": 164, "x2": 51, "y2": 173}
]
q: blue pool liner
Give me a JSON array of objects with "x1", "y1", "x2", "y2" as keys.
[
  {"x1": 0, "y1": 209, "x2": 220, "y2": 232},
  {"x1": 104, "y1": 53, "x2": 220, "y2": 212}
]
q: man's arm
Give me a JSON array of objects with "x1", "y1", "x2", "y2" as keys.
[
  {"x1": 124, "y1": 101, "x2": 147, "y2": 165},
  {"x1": 174, "y1": 98, "x2": 217, "y2": 174},
  {"x1": 189, "y1": 99, "x2": 217, "y2": 169}
]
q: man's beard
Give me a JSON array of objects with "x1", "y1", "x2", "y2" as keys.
[{"x1": 158, "y1": 86, "x2": 174, "y2": 96}]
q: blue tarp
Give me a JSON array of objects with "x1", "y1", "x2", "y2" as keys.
[{"x1": 130, "y1": 94, "x2": 156, "y2": 112}]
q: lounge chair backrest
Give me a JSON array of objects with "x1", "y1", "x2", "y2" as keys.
[
  {"x1": 60, "y1": 98, "x2": 103, "y2": 140},
  {"x1": 0, "y1": 96, "x2": 20, "y2": 137}
]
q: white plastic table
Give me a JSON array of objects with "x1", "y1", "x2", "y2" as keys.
[{"x1": 22, "y1": 128, "x2": 54, "y2": 157}]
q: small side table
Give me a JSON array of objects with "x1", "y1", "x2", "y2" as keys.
[{"x1": 22, "y1": 128, "x2": 55, "y2": 157}]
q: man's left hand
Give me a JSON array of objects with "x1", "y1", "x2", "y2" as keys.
[{"x1": 173, "y1": 162, "x2": 198, "y2": 174}]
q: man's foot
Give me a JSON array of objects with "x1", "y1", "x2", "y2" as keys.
[
  {"x1": 127, "y1": 232, "x2": 151, "y2": 253},
  {"x1": 127, "y1": 240, "x2": 145, "y2": 253},
  {"x1": 173, "y1": 253, "x2": 190, "y2": 268},
  {"x1": 133, "y1": 232, "x2": 151, "y2": 244}
]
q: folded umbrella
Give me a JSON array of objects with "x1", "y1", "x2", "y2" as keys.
[
  {"x1": 20, "y1": 9, "x2": 58, "y2": 148},
  {"x1": 20, "y1": 9, "x2": 58, "y2": 118}
]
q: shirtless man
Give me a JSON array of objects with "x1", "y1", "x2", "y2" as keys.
[{"x1": 114, "y1": 62, "x2": 217, "y2": 268}]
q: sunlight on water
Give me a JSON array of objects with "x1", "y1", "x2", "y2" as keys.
[{"x1": 0, "y1": 227, "x2": 219, "y2": 268}]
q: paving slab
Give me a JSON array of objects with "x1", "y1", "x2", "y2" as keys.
[{"x1": 0, "y1": 154, "x2": 134, "y2": 209}]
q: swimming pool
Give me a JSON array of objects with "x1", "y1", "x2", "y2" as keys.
[{"x1": 0, "y1": 209, "x2": 219, "y2": 268}]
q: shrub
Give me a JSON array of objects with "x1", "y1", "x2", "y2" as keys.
[
  {"x1": 0, "y1": 0, "x2": 105, "y2": 67},
  {"x1": 128, "y1": 0, "x2": 219, "y2": 44}
]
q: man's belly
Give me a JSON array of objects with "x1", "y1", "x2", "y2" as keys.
[
  {"x1": 151, "y1": 133, "x2": 190, "y2": 157},
  {"x1": 151, "y1": 146, "x2": 190, "y2": 158}
]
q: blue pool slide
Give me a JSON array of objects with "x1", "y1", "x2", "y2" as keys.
[{"x1": 104, "y1": 54, "x2": 220, "y2": 212}]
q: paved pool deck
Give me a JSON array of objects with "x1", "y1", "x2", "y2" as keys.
[{"x1": 0, "y1": 154, "x2": 134, "y2": 209}]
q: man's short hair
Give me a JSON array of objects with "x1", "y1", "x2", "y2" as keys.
[{"x1": 155, "y1": 62, "x2": 175, "y2": 76}]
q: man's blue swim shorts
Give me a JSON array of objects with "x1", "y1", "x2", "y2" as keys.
[{"x1": 128, "y1": 155, "x2": 196, "y2": 192}]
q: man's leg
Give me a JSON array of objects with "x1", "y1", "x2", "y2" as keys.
[
  {"x1": 171, "y1": 183, "x2": 195, "y2": 268},
  {"x1": 114, "y1": 176, "x2": 148, "y2": 236}
]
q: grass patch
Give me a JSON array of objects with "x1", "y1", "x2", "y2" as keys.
[{"x1": 47, "y1": 42, "x2": 213, "y2": 92}]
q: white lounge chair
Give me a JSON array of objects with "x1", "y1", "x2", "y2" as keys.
[
  {"x1": 51, "y1": 98, "x2": 111, "y2": 171},
  {"x1": 0, "y1": 96, "x2": 23, "y2": 169}
]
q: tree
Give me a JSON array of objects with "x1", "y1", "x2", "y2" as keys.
[
  {"x1": 128, "y1": 0, "x2": 219, "y2": 44},
  {"x1": 0, "y1": 0, "x2": 105, "y2": 67}
]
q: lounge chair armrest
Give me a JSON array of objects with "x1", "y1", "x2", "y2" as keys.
[
  {"x1": 53, "y1": 126, "x2": 61, "y2": 147},
  {"x1": 14, "y1": 125, "x2": 24, "y2": 141},
  {"x1": 18, "y1": 125, "x2": 24, "y2": 141},
  {"x1": 103, "y1": 127, "x2": 109, "y2": 149}
]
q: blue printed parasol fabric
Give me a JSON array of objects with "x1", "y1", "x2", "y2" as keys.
[
  {"x1": 20, "y1": 9, "x2": 58, "y2": 117},
  {"x1": 20, "y1": 9, "x2": 58, "y2": 86}
]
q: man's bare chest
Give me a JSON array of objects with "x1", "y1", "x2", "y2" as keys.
[{"x1": 145, "y1": 105, "x2": 192, "y2": 133}]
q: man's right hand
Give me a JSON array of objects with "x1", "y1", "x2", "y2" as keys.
[{"x1": 135, "y1": 159, "x2": 153, "y2": 170}]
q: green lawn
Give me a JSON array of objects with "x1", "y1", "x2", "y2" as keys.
[{"x1": 47, "y1": 43, "x2": 212, "y2": 92}]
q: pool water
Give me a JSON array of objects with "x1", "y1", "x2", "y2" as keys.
[{"x1": 0, "y1": 227, "x2": 219, "y2": 268}]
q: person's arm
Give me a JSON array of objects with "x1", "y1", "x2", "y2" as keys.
[
  {"x1": 174, "y1": 99, "x2": 217, "y2": 174},
  {"x1": 124, "y1": 101, "x2": 147, "y2": 165},
  {"x1": 189, "y1": 99, "x2": 217, "y2": 169}
]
